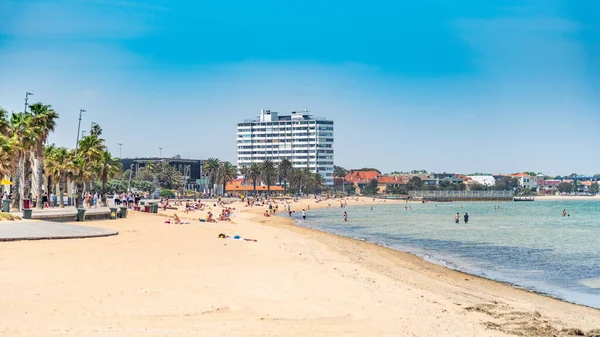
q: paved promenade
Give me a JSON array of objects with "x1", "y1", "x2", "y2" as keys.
[
  {"x1": 9, "y1": 206, "x2": 112, "y2": 220},
  {"x1": 0, "y1": 220, "x2": 118, "y2": 242}
]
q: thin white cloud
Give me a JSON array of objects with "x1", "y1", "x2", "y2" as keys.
[{"x1": 0, "y1": 0, "x2": 159, "y2": 39}]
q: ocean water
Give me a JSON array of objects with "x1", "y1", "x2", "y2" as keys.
[{"x1": 289, "y1": 199, "x2": 600, "y2": 309}]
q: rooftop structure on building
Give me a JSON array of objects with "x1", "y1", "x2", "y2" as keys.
[{"x1": 237, "y1": 109, "x2": 334, "y2": 186}]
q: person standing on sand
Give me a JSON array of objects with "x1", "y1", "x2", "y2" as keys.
[
  {"x1": 344, "y1": 211, "x2": 348, "y2": 222},
  {"x1": 302, "y1": 209, "x2": 306, "y2": 220}
]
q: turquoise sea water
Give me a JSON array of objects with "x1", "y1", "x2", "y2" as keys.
[{"x1": 290, "y1": 200, "x2": 600, "y2": 309}]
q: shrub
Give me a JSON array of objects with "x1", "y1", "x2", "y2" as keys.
[{"x1": 159, "y1": 189, "x2": 175, "y2": 198}]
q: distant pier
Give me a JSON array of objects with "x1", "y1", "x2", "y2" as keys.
[
  {"x1": 513, "y1": 196, "x2": 535, "y2": 202},
  {"x1": 409, "y1": 190, "x2": 514, "y2": 202}
]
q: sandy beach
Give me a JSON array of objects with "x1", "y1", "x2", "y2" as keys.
[{"x1": 1, "y1": 197, "x2": 600, "y2": 337}]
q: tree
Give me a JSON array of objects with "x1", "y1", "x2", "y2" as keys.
[
  {"x1": 363, "y1": 179, "x2": 379, "y2": 195},
  {"x1": 261, "y1": 160, "x2": 277, "y2": 194},
  {"x1": 29, "y1": 102, "x2": 59, "y2": 209},
  {"x1": 8, "y1": 112, "x2": 38, "y2": 210},
  {"x1": 153, "y1": 161, "x2": 183, "y2": 189},
  {"x1": 290, "y1": 168, "x2": 311, "y2": 195},
  {"x1": 494, "y1": 177, "x2": 519, "y2": 191},
  {"x1": 390, "y1": 184, "x2": 408, "y2": 195},
  {"x1": 217, "y1": 161, "x2": 237, "y2": 195},
  {"x1": 97, "y1": 151, "x2": 121, "y2": 205},
  {"x1": 557, "y1": 182, "x2": 574, "y2": 194},
  {"x1": 133, "y1": 166, "x2": 154, "y2": 182},
  {"x1": 278, "y1": 159, "x2": 293, "y2": 195},
  {"x1": 73, "y1": 134, "x2": 106, "y2": 207},
  {"x1": 591, "y1": 182, "x2": 599, "y2": 195},
  {"x1": 248, "y1": 163, "x2": 262, "y2": 195},
  {"x1": 90, "y1": 123, "x2": 102, "y2": 137},
  {"x1": 406, "y1": 176, "x2": 423, "y2": 191},
  {"x1": 0, "y1": 131, "x2": 14, "y2": 179},
  {"x1": 203, "y1": 157, "x2": 220, "y2": 196},
  {"x1": 333, "y1": 165, "x2": 348, "y2": 178},
  {"x1": 44, "y1": 146, "x2": 70, "y2": 208},
  {"x1": 308, "y1": 172, "x2": 326, "y2": 194}
]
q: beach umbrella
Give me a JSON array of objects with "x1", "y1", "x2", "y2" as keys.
[{"x1": 1, "y1": 178, "x2": 13, "y2": 185}]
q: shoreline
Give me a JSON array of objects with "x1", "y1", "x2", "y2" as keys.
[{"x1": 277, "y1": 201, "x2": 599, "y2": 311}]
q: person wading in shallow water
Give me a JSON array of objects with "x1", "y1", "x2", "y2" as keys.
[
  {"x1": 343, "y1": 211, "x2": 348, "y2": 222},
  {"x1": 464, "y1": 212, "x2": 469, "y2": 224},
  {"x1": 454, "y1": 212, "x2": 460, "y2": 224}
]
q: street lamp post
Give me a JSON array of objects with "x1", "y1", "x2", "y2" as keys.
[
  {"x1": 118, "y1": 143, "x2": 123, "y2": 158},
  {"x1": 24, "y1": 92, "x2": 33, "y2": 113},
  {"x1": 127, "y1": 164, "x2": 134, "y2": 192},
  {"x1": 158, "y1": 147, "x2": 163, "y2": 157},
  {"x1": 75, "y1": 109, "x2": 86, "y2": 153}
]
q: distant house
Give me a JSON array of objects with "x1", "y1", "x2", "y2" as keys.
[
  {"x1": 510, "y1": 173, "x2": 538, "y2": 190},
  {"x1": 344, "y1": 170, "x2": 382, "y2": 194},
  {"x1": 579, "y1": 181, "x2": 593, "y2": 193},
  {"x1": 377, "y1": 176, "x2": 407, "y2": 193},
  {"x1": 536, "y1": 179, "x2": 561, "y2": 194}
]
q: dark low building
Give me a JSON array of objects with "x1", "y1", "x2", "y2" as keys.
[{"x1": 120, "y1": 155, "x2": 204, "y2": 189}]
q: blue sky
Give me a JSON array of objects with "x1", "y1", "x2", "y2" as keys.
[{"x1": 0, "y1": 0, "x2": 598, "y2": 175}]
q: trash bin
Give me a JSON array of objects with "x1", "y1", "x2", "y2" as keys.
[
  {"x1": 23, "y1": 199, "x2": 31, "y2": 209},
  {"x1": 109, "y1": 207, "x2": 118, "y2": 220},
  {"x1": 119, "y1": 206, "x2": 128, "y2": 219},
  {"x1": 77, "y1": 208, "x2": 86, "y2": 222},
  {"x1": 144, "y1": 205, "x2": 150, "y2": 213},
  {"x1": 22, "y1": 208, "x2": 32, "y2": 219},
  {"x1": 2, "y1": 199, "x2": 10, "y2": 212},
  {"x1": 151, "y1": 204, "x2": 158, "y2": 214}
]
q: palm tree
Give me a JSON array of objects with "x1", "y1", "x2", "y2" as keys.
[
  {"x1": 8, "y1": 112, "x2": 38, "y2": 210},
  {"x1": 29, "y1": 102, "x2": 59, "y2": 209},
  {"x1": 154, "y1": 161, "x2": 182, "y2": 189},
  {"x1": 74, "y1": 134, "x2": 106, "y2": 206},
  {"x1": 0, "y1": 108, "x2": 14, "y2": 179},
  {"x1": 291, "y1": 167, "x2": 312, "y2": 195},
  {"x1": 309, "y1": 172, "x2": 326, "y2": 194},
  {"x1": 90, "y1": 123, "x2": 102, "y2": 137},
  {"x1": 0, "y1": 133, "x2": 14, "y2": 179},
  {"x1": 261, "y1": 159, "x2": 276, "y2": 195},
  {"x1": 218, "y1": 161, "x2": 237, "y2": 195},
  {"x1": 43, "y1": 144, "x2": 57, "y2": 195},
  {"x1": 203, "y1": 157, "x2": 220, "y2": 196},
  {"x1": 248, "y1": 162, "x2": 262, "y2": 195},
  {"x1": 44, "y1": 146, "x2": 70, "y2": 208},
  {"x1": 278, "y1": 159, "x2": 293, "y2": 195},
  {"x1": 97, "y1": 151, "x2": 122, "y2": 205}
]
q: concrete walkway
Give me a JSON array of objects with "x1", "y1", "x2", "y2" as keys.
[
  {"x1": 0, "y1": 220, "x2": 118, "y2": 242},
  {"x1": 8, "y1": 207, "x2": 112, "y2": 221}
]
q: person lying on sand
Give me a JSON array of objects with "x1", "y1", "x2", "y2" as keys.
[
  {"x1": 164, "y1": 214, "x2": 190, "y2": 225},
  {"x1": 218, "y1": 233, "x2": 257, "y2": 242}
]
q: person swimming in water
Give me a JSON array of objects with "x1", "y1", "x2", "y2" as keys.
[{"x1": 562, "y1": 209, "x2": 567, "y2": 217}]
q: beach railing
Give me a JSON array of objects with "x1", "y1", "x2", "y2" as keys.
[{"x1": 409, "y1": 190, "x2": 514, "y2": 201}]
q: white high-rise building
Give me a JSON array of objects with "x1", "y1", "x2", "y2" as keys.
[{"x1": 237, "y1": 109, "x2": 334, "y2": 186}]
